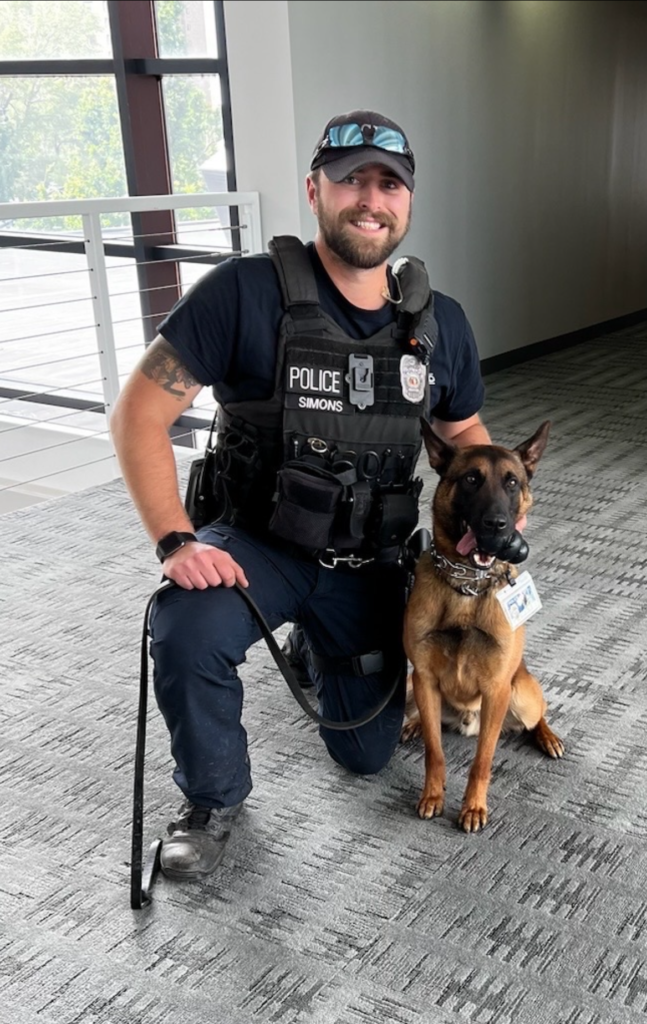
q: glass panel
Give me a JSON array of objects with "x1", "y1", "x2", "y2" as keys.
[
  {"x1": 154, "y1": 0, "x2": 218, "y2": 58},
  {"x1": 0, "y1": 237, "x2": 146, "y2": 422},
  {"x1": 0, "y1": 239, "x2": 102, "y2": 408},
  {"x1": 163, "y1": 75, "x2": 232, "y2": 243},
  {"x1": 0, "y1": 1, "x2": 112, "y2": 60},
  {"x1": 0, "y1": 77, "x2": 127, "y2": 209},
  {"x1": 106, "y1": 257, "x2": 147, "y2": 386},
  {"x1": 175, "y1": 217, "x2": 235, "y2": 259}
]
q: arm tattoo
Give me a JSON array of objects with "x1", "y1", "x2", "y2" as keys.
[{"x1": 141, "y1": 339, "x2": 200, "y2": 399}]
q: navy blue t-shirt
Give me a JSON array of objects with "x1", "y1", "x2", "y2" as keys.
[{"x1": 158, "y1": 242, "x2": 484, "y2": 422}]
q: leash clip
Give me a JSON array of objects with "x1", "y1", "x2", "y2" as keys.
[{"x1": 319, "y1": 549, "x2": 375, "y2": 570}]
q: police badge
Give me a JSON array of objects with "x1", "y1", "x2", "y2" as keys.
[{"x1": 400, "y1": 354, "x2": 426, "y2": 403}]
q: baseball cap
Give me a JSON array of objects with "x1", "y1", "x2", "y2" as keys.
[{"x1": 310, "y1": 109, "x2": 415, "y2": 191}]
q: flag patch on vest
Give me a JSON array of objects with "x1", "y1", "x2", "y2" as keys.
[{"x1": 400, "y1": 354, "x2": 426, "y2": 403}]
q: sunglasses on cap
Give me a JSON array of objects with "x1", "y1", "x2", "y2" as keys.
[{"x1": 313, "y1": 122, "x2": 415, "y2": 168}]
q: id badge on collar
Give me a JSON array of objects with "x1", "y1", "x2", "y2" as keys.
[{"x1": 495, "y1": 570, "x2": 542, "y2": 630}]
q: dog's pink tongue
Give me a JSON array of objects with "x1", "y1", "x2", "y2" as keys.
[{"x1": 456, "y1": 529, "x2": 477, "y2": 556}]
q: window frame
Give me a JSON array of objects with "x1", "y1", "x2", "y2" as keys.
[{"x1": 0, "y1": 0, "x2": 237, "y2": 342}]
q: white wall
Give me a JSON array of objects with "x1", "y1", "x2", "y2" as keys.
[
  {"x1": 226, "y1": 0, "x2": 647, "y2": 360},
  {"x1": 224, "y1": 0, "x2": 301, "y2": 242}
]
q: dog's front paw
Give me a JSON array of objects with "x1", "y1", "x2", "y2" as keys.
[
  {"x1": 458, "y1": 802, "x2": 488, "y2": 833},
  {"x1": 417, "y1": 791, "x2": 444, "y2": 819}
]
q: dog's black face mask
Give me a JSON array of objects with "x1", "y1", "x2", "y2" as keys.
[{"x1": 421, "y1": 420, "x2": 551, "y2": 569}]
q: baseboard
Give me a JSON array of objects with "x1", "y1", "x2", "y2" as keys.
[{"x1": 480, "y1": 308, "x2": 647, "y2": 377}]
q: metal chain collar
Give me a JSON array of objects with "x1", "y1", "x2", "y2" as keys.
[{"x1": 429, "y1": 544, "x2": 509, "y2": 598}]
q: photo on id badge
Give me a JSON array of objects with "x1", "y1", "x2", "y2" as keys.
[{"x1": 504, "y1": 574, "x2": 540, "y2": 625}]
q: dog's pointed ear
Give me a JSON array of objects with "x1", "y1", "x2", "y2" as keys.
[
  {"x1": 421, "y1": 418, "x2": 456, "y2": 476},
  {"x1": 515, "y1": 420, "x2": 550, "y2": 479}
]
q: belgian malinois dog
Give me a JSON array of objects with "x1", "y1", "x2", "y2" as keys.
[{"x1": 403, "y1": 420, "x2": 563, "y2": 832}]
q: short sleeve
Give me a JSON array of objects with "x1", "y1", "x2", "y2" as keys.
[
  {"x1": 157, "y1": 258, "x2": 242, "y2": 386},
  {"x1": 429, "y1": 298, "x2": 485, "y2": 422}
]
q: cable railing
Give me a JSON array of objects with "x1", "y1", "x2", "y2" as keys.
[{"x1": 0, "y1": 191, "x2": 262, "y2": 512}]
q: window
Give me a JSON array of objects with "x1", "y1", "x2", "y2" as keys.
[
  {"x1": 0, "y1": 1, "x2": 234, "y2": 205},
  {"x1": 0, "y1": 0, "x2": 236, "y2": 453}
]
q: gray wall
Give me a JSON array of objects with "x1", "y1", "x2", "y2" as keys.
[{"x1": 226, "y1": 0, "x2": 647, "y2": 359}]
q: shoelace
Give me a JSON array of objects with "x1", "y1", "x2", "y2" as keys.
[{"x1": 169, "y1": 803, "x2": 211, "y2": 833}]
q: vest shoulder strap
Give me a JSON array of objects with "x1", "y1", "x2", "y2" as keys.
[
  {"x1": 269, "y1": 236, "x2": 437, "y2": 352},
  {"x1": 268, "y1": 235, "x2": 320, "y2": 310}
]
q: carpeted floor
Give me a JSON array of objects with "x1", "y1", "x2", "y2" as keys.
[{"x1": 2, "y1": 321, "x2": 647, "y2": 1024}]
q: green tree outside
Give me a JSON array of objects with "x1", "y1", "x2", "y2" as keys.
[{"x1": 0, "y1": 0, "x2": 223, "y2": 229}]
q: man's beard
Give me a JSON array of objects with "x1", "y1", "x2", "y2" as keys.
[{"x1": 316, "y1": 200, "x2": 411, "y2": 270}]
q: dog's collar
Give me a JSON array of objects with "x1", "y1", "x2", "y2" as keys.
[{"x1": 429, "y1": 545, "x2": 511, "y2": 598}]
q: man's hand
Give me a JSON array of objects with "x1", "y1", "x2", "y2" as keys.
[{"x1": 162, "y1": 542, "x2": 249, "y2": 591}]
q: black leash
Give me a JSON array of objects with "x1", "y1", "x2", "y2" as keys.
[
  {"x1": 232, "y1": 582, "x2": 403, "y2": 731},
  {"x1": 131, "y1": 579, "x2": 404, "y2": 909},
  {"x1": 131, "y1": 580, "x2": 172, "y2": 909}
]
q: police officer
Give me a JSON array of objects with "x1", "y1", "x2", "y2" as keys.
[{"x1": 111, "y1": 110, "x2": 490, "y2": 882}]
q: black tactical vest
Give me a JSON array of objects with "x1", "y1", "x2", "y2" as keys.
[{"x1": 207, "y1": 236, "x2": 438, "y2": 564}]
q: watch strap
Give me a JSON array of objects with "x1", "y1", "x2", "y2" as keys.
[{"x1": 155, "y1": 531, "x2": 197, "y2": 563}]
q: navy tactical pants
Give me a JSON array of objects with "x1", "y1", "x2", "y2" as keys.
[{"x1": 149, "y1": 524, "x2": 408, "y2": 809}]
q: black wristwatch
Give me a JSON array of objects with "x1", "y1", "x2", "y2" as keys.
[{"x1": 155, "y1": 531, "x2": 197, "y2": 563}]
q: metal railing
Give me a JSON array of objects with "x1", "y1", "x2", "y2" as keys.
[{"x1": 0, "y1": 192, "x2": 262, "y2": 512}]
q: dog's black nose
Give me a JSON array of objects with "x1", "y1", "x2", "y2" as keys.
[{"x1": 482, "y1": 513, "x2": 508, "y2": 533}]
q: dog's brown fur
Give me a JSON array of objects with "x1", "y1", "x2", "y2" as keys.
[{"x1": 403, "y1": 420, "x2": 563, "y2": 832}]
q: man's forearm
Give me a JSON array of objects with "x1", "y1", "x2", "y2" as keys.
[
  {"x1": 450, "y1": 422, "x2": 491, "y2": 448},
  {"x1": 112, "y1": 413, "x2": 195, "y2": 544},
  {"x1": 433, "y1": 414, "x2": 491, "y2": 449}
]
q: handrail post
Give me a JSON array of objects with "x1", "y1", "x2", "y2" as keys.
[
  {"x1": 82, "y1": 213, "x2": 122, "y2": 426},
  {"x1": 240, "y1": 193, "x2": 263, "y2": 256}
]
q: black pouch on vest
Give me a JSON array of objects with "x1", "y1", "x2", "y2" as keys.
[
  {"x1": 184, "y1": 407, "x2": 220, "y2": 530},
  {"x1": 184, "y1": 451, "x2": 218, "y2": 529},
  {"x1": 269, "y1": 462, "x2": 343, "y2": 550},
  {"x1": 371, "y1": 492, "x2": 419, "y2": 547}
]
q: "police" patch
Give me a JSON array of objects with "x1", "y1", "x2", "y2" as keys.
[
  {"x1": 400, "y1": 354, "x2": 426, "y2": 403},
  {"x1": 287, "y1": 365, "x2": 343, "y2": 396}
]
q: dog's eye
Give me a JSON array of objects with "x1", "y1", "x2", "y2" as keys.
[
  {"x1": 507, "y1": 477, "x2": 519, "y2": 490},
  {"x1": 464, "y1": 472, "x2": 479, "y2": 486}
]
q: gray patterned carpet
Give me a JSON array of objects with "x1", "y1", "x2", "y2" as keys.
[{"x1": 3, "y1": 321, "x2": 647, "y2": 1024}]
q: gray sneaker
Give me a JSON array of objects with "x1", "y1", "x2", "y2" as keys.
[{"x1": 160, "y1": 799, "x2": 243, "y2": 881}]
